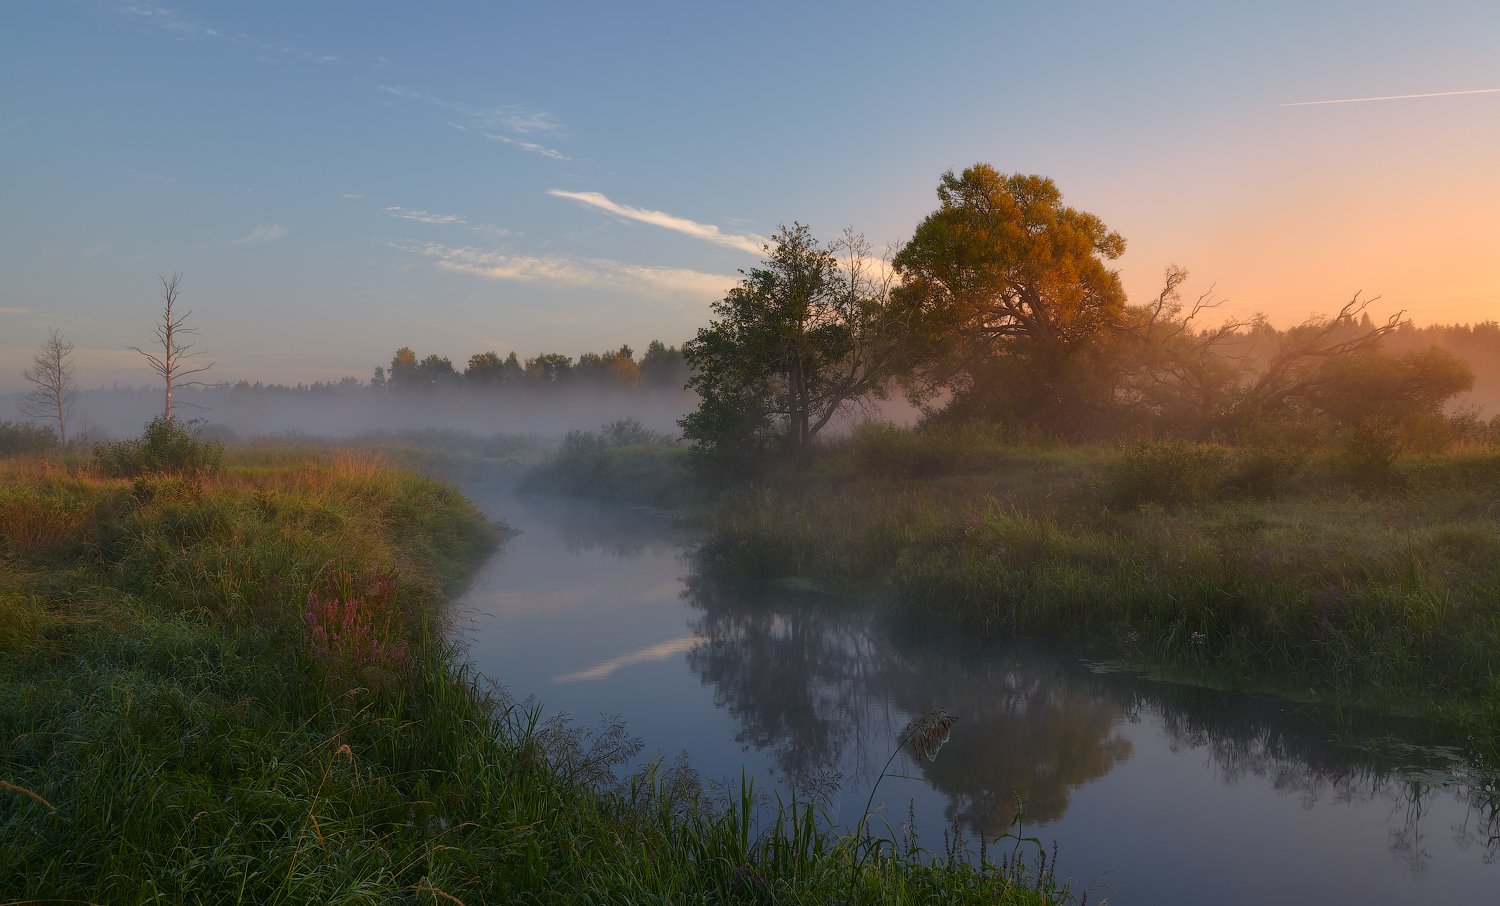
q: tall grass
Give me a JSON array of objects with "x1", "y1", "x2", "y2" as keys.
[
  {"x1": 0, "y1": 449, "x2": 1070, "y2": 903},
  {"x1": 686, "y1": 427, "x2": 1500, "y2": 738}
]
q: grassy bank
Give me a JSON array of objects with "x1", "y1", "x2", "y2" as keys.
[
  {"x1": 0, "y1": 449, "x2": 1070, "y2": 903},
  {"x1": 660, "y1": 426, "x2": 1500, "y2": 735}
]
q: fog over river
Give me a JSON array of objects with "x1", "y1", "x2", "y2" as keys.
[{"x1": 454, "y1": 479, "x2": 1499, "y2": 906}]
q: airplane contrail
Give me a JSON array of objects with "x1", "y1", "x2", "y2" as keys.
[{"x1": 1283, "y1": 87, "x2": 1500, "y2": 107}]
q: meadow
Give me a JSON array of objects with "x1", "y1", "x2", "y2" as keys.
[{"x1": 0, "y1": 433, "x2": 1073, "y2": 904}]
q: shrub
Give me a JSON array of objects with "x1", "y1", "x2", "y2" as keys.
[
  {"x1": 93, "y1": 417, "x2": 225, "y2": 477},
  {"x1": 0, "y1": 420, "x2": 59, "y2": 457},
  {"x1": 1104, "y1": 440, "x2": 1229, "y2": 508}
]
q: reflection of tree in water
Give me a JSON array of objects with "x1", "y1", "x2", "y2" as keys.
[
  {"x1": 681, "y1": 556, "x2": 1500, "y2": 867},
  {"x1": 878, "y1": 638, "x2": 1131, "y2": 833},
  {"x1": 682, "y1": 569, "x2": 1132, "y2": 837},
  {"x1": 1138, "y1": 679, "x2": 1500, "y2": 867},
  {"x1": 683, "y1": 572, "x2": 877, "y2": 784}
]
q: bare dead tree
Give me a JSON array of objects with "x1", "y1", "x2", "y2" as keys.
[
  {"x1": 130, "y1": 273, "x2": 215, "y2": 421},
  {"x1": 19, "y1": 327, "x2": 78, "y2": 445},
  {"x1": 1237, "y1": 293, "x2": 1404, "y2": 422}
]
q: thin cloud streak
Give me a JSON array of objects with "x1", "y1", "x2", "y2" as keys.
[
  {"x1": 549, "y1": 190, "x2": 767, "y2": 255},
  {"x1": 483, "y1": 132, "x2": 569, "y2": 161},
  {"x1": 1283, "y1": 87, "x2": 1500, "y2": 107},
  {"x1": 386, "y1": 206, "x2": 466, "y2": 225},
  {"x1": 407, "y1": 242, "x2": 735, "y2": 299},
  {"x1": 234, "y1": 224, "x2": 287, "y2": 244},
  {"x1": 120, "y1": 3, "x2": 338, "y2": 64},
  {"x1": 555, "y1": 636, "x2": 699, "y2": 683},
  {"x1": 379, "y1": 85, "x2": 561, "y2": 135}
]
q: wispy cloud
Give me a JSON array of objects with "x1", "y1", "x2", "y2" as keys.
[
  {"x1": 1283, "y1": 87, "x2": 1500, "y2": 107},
  {"x1": 378, "y1": 84, "x2": 561, "y2": 134},
  {"x1": 471, "y1": 223, "x2": 513, "y2": 240},
  {"x1": 0, "y1": 307, "x2": 29, "y2": 316},
  {"x1": 121, "y1": 3, "x2": 219, "y2": 38},
  {"x1": 82, "y1": 242, "x2": 114, "y2": 259},
  {"x1": 119, "y1": 3, "x2": 338, "y2": 64},
  {"x1": 549, "y1": 190, "x2": 767, "y2": 255},
  {"x1": 234, "y1": 224, "x2": 287, "y2": 244},
  {"x1": 386, "y1": 206, "x2": 465, "y2": 225},
  {"x1": 482, "y1": 132, "x2": 569, "y2": 161},
  {"x1": 341, "y1": 192, "x2": 364, "y2": 199},
  {"x1": 555, "y1": 636, "x2": 699, "y2": 683},
  {"x1": 406, "y1": 243, "x2": 735, "y2": 299},
  {"x1": 379, "y1": 84, "x2": 566, "y2": 158}
]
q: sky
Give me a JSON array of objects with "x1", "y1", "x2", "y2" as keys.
[{"x1": 2, "y1": 1, "x2": 1498, "y2": 391}]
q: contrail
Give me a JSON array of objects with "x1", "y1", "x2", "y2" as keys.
[{"x1": 1283, "y1": 87, "x2": 1500, "y2": 107}]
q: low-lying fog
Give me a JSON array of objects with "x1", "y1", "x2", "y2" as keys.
[{"x1": 0, "y1": 385, "x2": 701, "y2": 444}]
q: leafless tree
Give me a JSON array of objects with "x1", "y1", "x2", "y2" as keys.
[
  {"x1": 130, "y1": 273, "x2": 214, "y2": 421},
  {"x1": 19, "y1": 327, "x2": 78, "y2": 445}
]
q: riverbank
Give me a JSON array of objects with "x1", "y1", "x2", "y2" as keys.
[
  {"x1": 523, "y1": 423, "x2": 1500, "y2": 744},
  {"x1": 696, "y1": 427, "x2": 1500, "y2": 742},
  {"x1": 0, "y1": 450, "x2": 1071, "y2": 903}
]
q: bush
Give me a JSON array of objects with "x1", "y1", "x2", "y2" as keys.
[
  {"x1": 92, "y1": 417, "x2": 225, "y2": 477},
  {"x1": 1104, "y1": 440, "x2": 1229, "y2": 508},
  {"x1": 0, "y1": 420, "x2": 59, "y2": 457}
]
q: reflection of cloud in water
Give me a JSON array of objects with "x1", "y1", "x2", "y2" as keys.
[{"x1": 555, "y1": 635, "x2": 699, "y2": 682}]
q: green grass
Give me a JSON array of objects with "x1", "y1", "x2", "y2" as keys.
[
  {"x1": 0, "y1": 450, "x2": 1071, "y2": 904},
  {"x1": 668, "y1": 426, "x2": 1500, "y2": 738}
]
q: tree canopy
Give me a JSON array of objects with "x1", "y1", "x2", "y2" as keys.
[
  {"x1": 892, "y1": 165, "x2": 1129, "y2": 422},
  {"x1": 681, "y1": 224, "x2": 908, "y2": 463}
]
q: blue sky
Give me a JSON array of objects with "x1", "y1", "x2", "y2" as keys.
[{"x1": 3, "y1": 1, "x2": 1498, "y2": 390}]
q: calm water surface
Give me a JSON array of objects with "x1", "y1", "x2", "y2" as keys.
[{"x1": 454, "y1": 481, "x2": 1499, "y2": 906}]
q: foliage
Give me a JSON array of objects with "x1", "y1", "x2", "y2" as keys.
[
  {"x1": 0, "y1": 420, "x2": 60, "y2": 457},
  {"x1": 893, "y1": 165, "x2": 1130, "y2": 425},
  {"x1": 92, "y1": 416, "x2": 225, "y2": 477},
  {"x1": 691, "y1": 428, "x2": 1500, "y2": 736},
  {"x1": 682, "y1": 224, "x2": 909, "y2": 465},
  {"x1": 523, "y1": 418, "x2": 691, "y2": 505}
]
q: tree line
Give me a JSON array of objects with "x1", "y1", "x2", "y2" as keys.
[
  {"x1": 680, "y1": 164, "x2": 1492, "y2": 466},
  {"x1": 370, "y1": 340, "x2": 690, "y2": 394}
]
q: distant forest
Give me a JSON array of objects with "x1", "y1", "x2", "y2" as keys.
[{"x1": 6, "y1": 316, "x2": 1499, "y2": 450}]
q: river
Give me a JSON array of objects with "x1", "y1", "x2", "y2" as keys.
[{"x1": 453, "y1": 480, "x2": 1500, "y2": 905}]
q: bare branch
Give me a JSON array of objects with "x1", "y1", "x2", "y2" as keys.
[
  {"x1": 19, "y1": 327, "x2": 77, "y2": 445},
  {"x1": 132, "y1": 273, "x2": 216, "y2": 420}
]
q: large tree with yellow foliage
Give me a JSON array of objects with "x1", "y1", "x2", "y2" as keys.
[{"x1": 893, "y1": 164, "x2": 1130, "y2": 424}]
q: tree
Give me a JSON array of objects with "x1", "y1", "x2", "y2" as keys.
[
  {"x1": 892, "y1": 165, "x2": 1129, "y2": 424},
  {"x1": 417, "y1": 353, "x2": 458, "y2": 388},
  {"x1": 639, "y1": 340, "x2": 689, "y2": 391},
  {"x1": 130, "y1": 273, "x2": 214, "y2": 421},
  {"x1": 387, "y1": 347, "x2": 420, "y2": 390},
  {"x1": 524, "y1": 353, "x2": 573, "y2": 387},
  {"x1": 681, "y1": 224, "x2": 910, "y2": 461},
  {"x1": 18, "y1": 327, "x2": 77, "y2": 445}
]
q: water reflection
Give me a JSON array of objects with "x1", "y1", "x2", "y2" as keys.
[
  {"x1": 459, "y1": 485, "x2": 1500, "y2": 902},
  {"x1": 681, "y1": 563, "x2": 1499, "y2": 862}
]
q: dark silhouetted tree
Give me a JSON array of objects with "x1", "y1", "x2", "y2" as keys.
[{"x1": 682, "y1": 224, "x2": 911, "y2": 462}]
